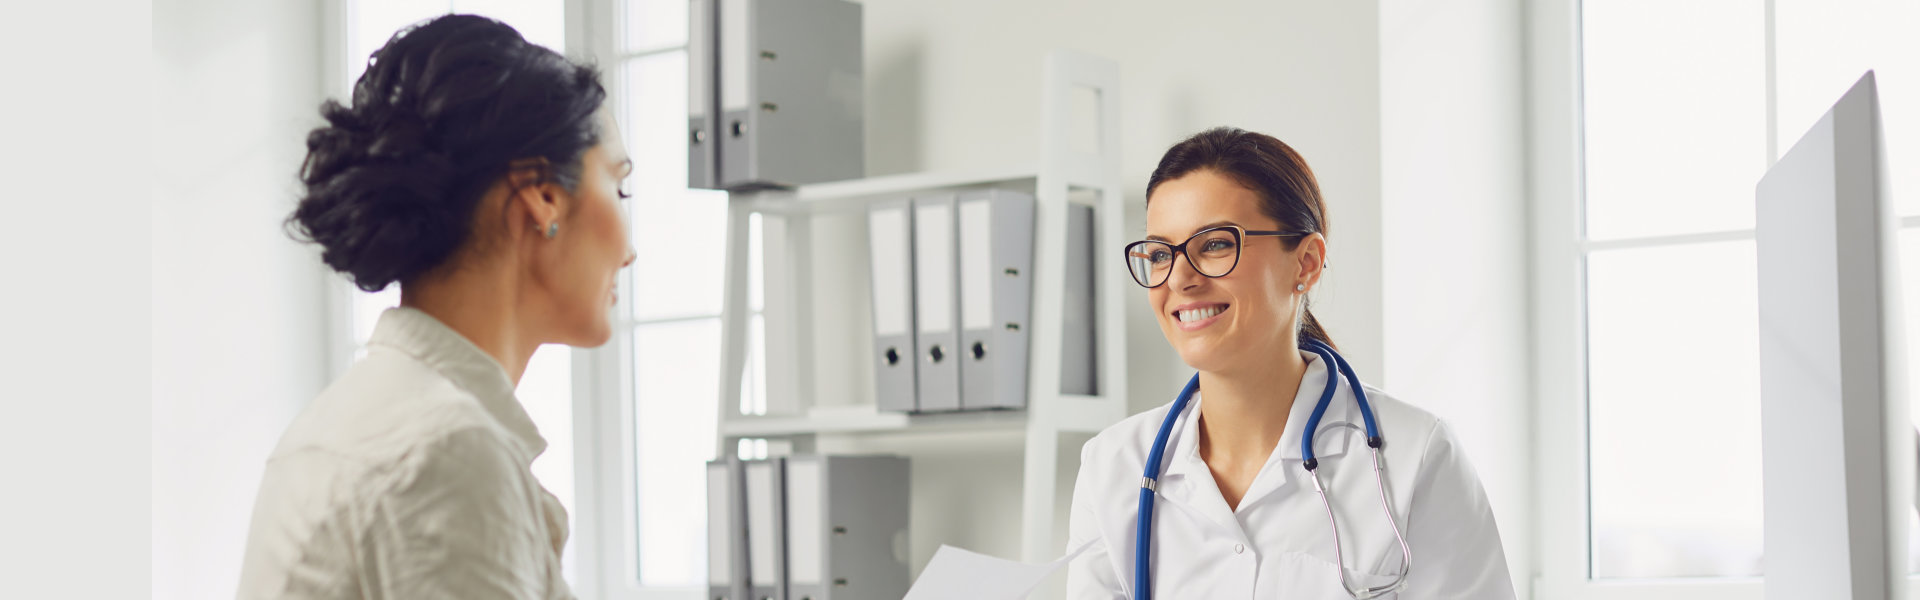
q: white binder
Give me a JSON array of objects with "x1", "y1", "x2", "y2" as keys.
[
  {"x1": 708, "y1": 458, "x2": 750, "y2": 600},
  {"x1": 867, "y1": 200, "x2": 918, "y2": 412},
  {"x1": 745, "y1": 458, "x2": 789, "y2": 600},
  {"x1": 912, "y1": 193, "x2": 962, "y2": 412},
  {"x1": 786, "y1": 455, "x2": 911, "y2": 600},
  {"x1": 957, "y1": 189, "x2": 1036, "y2": 410}
]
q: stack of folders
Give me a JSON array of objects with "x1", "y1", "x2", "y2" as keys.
[
  {"x1": 708, "y1": 455, "x2": 912, "y2": 600},
  {"x1": 867, "y1": 189, "x2": 1099, "y2": 413}
]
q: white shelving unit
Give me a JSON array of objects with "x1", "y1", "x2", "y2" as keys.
[{"x1": 710, "y1": 50, "x2": 1130, "y2": 564}]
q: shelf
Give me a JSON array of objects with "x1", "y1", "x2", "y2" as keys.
[
  {"x1": 737, "y1": 167, "x2": 1039, "y2": 215},
  {"x1": 719, "y1": 405, "x2": 1031, "y2": 438},
  {"x1": 710, "y1": 50, "x2": 1129, "y2": 567}
]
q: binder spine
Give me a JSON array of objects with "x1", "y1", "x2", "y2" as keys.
[
  {"x1": 868, "y1": 200, "x2": 918, "y2": 412},
  {"x1": 959, "y1": 190, "x2": 1036, "y2": 410},
  {"x1": 912, "y1": 194, "x2": 962, "y2": 412}
]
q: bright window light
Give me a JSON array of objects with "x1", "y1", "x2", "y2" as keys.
[
  {"x1": 1581, "y1": 0, "x2": 1767, "y2": 241},
  {"x1": 1585, "y1": 240, "x2": 1764, "y2": 578},
  {"x1": 632, "y1": 318, "x2": 722, "y2": 586}
]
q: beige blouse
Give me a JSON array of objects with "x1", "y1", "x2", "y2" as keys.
[{"x1": 237, "y1": 307, "x2": 573, "y2": 599}]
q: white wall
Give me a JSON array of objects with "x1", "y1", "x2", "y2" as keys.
[
  {"x1": 151, "y1": 0, "x2": 332, "y2": 597},
  {"x1": 1378, "y1": 0, "x2": 1532, "y2": 595}
]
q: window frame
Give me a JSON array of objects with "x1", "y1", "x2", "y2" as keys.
[
  {"x1": 567, "y1": 0, "x2": 726, "y2": 598},
  {"x1": 1529, "y1": 1, "x2": 1919, "y2": 598}
]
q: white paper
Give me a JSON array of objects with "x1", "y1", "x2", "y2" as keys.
[{"x1": 903, "y1": 539, "x2": 1099, "y2": 600}]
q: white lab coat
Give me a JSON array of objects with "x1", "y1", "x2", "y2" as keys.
[{"x1": 1065, "y1": 351, "x2": 1515, "y2": 599}]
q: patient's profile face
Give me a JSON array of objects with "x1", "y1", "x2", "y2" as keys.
[{"x1": 533, "y1": 110, "x2": 635, "y2": 349}]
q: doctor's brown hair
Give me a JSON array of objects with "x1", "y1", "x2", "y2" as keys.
[{"x1": 1144, "y1": 126, "x2": 1336, "y2": 350}]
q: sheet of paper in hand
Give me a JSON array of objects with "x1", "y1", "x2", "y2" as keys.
[{"x1": 902, "y1": 539, "x2": 1099, "y2": 600}]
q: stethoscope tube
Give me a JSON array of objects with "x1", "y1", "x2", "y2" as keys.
[
  {"x1": 1134, "y1": 373, "x2": 1198, "y2": 600},
  {"x1": 1132, "y1": 341, "x2": 1409, "y2": 600}
]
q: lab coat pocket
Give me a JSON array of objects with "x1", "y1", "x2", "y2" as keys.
[{"x1": 1270, "y1": 551, "x2": 1401, "y2": 600}]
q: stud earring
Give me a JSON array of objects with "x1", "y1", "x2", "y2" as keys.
[
  {"x1": 1295, "y1": 283, "x2": 1306, "y2": 292},
  {"x1": 545, "y1": 222, "x2": 559, "y2": 239}
]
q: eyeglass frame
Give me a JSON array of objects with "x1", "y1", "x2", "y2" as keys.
[{"x1": 1123, "y1": 225, "x2": 1311, "y2": 289}]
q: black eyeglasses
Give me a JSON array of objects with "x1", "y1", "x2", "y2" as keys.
[{"x1": 1123, "y1": 225, "x2": 1308, "y2": 288}]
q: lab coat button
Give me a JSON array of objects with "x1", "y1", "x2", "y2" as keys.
[{"x1": 1233, "y1": 543, "x2": 1245, "y2": 554}]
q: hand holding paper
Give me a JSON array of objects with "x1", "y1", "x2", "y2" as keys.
[{"x1": 902, "y1": 540, "x2": 1098, "y2": 600}]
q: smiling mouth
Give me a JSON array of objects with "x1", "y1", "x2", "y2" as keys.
[{"x1": 1174, "y1": 304, "x2": 1229, "y2": 323}]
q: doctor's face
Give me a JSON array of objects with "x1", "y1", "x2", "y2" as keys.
[{"x1": 1144, "y1": 169, "x2": 1308, "y2": 374}]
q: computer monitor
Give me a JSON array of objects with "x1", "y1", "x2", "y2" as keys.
[{"x1": 1756, "y1": 70, "x2": 1914, "y2": 599}]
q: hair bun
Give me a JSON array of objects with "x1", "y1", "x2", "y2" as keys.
[
  {"x1": 291, "y1": 100, "x2": 463, "y2": 292},
  {"x1": 286, "y1": 13, "x2": 607, "y2": 293},
  {"x1": 366, "y1": 110, "x2": 435, "y2": 161}
]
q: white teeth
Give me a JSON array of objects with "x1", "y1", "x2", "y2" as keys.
[{"x1": 1178, "y1": 305, "x2": 1225, "y2": 323}]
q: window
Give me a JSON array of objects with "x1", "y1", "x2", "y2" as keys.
[
  {"x1": 1579, "y1": 0, "x2": 1768, "y2": 579},
  {"x1": 1540, "y1": 0, "x2": 1920, "y2": 595},
  {"x1": 336, "y1": 0, "x2": 577, "y2": 583},
  {"x1": 601, "y1": 0, "x2": 764, "y2": 594}
]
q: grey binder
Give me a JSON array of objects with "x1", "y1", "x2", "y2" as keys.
[
  {"x1": 686, "y1": 0, "x2": 717, "y2": 189},
  {"x1": 867, "y1": 200, "x2": 918, "y2": 413},
  {"x1": 785, "y1": 455, "x2": 911, "y2": 600},
  {"x1": 708, "y1": 0, "x2": 863, "y2": 190},
  {"x1": 1060, "y1": 203, "x2": 1098, "y2": 395},
  {"x1": 957, "y1": 190, "x2": 1037, "y2": 410},
  {"x1": 707, "y1": 458, "x2": 750, "y2": 600},
  {"x1": 744, "y1": 458, "x2": 789, "y2": 600},
  {"x1": 912, "y1": 194, "x2": 962, "y2": 412}
]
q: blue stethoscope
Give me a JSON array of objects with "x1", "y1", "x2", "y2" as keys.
[{"x1": 1134, "y1": 339, "x2": 1412, "y2": 600}]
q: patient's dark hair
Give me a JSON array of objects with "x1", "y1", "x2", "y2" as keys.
[
  {"x1": 1144, "y1": 126, "x2": 1336, "y2": 349},
  {"x1": 289, "y1": 14, "x2": 606, "y2": 292}
]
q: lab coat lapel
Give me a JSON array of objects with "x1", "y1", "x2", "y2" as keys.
[
  {"x1": 1153, "y1": 392, "x2": 1246, "y2": 539},
  {"x1": 1236, "y1": 351, "x2": 1355, "y2": 510}
]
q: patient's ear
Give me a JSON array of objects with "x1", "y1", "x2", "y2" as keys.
[{"x1": 503, "y1": 157, "x2": 566, "y2": 240}]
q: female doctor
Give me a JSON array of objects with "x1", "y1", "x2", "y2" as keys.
[{"x1": 1065, "y1": 127, "x2": 1515, "y2": 599}]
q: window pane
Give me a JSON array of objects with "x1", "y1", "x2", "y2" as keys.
[
  {"x1": 624, "y1": 0, "x2": 688, "y2": 52},
  {"x1": 749, "y1": 212, "x2": 764, "y2": 313},
  {"x1": 626, "y1": 51, "x2": 691, "y2": 195},
  {"x1": 1775, "y1": 0, "x2": 1920, "y2": 216},
  {"x1": 1588, "y1": 240, "x2": 1763, "y2": 578},
  {"x1": 518, "y1": 344, "x2": 575, "y2": 582},
  {"x1": 628, "y1": 187, "x2": 728, "y2": 320},
  {"x1": 453, "y1": 0, "x2": 566, "y2": 53},
  {"x1": 347, "y1": 0, "x2": 447, "y2": 90},
  {"x1": 345, "y1": 0, "x2": 568, "y2": 92},
  {"x1": 743, "y1": 313, "x2": 766, "y2": 415},
  {"x1": 633, "y1": 319, "x2": 721, "y2": 586},
  {"x1": 622, "y1": 50, "x2": 731, "y2": 320},
  {"x1": 1582, "y1": 0, "x2": 1768, "y2": 240}
]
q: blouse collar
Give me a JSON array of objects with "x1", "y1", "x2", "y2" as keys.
[{"x1": 366, "y1": 306, "x2": 547, "y2": 459}]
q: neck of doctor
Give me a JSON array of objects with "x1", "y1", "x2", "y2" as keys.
[
  {"x1": 400, "y1": 259, "x2": 542, "y2": 388},
  {"x1": 1196, "y1": 338, "x2": 1308, "y2": 465}
]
